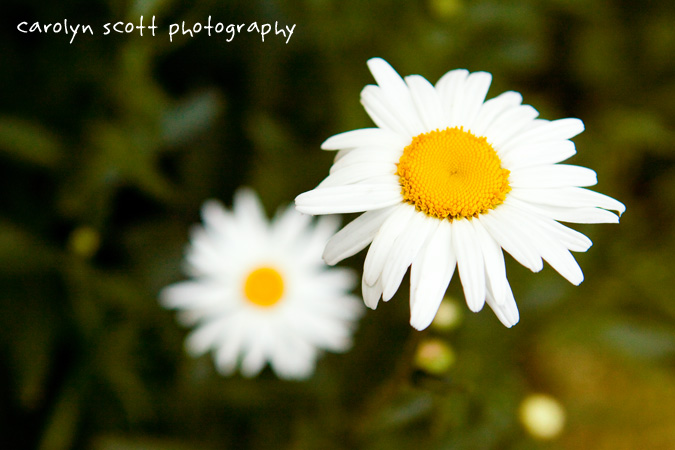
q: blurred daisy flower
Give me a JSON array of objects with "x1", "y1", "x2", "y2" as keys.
[
  {"x1": 161, "y1": 189, "x2": 363, "y2": 380},
  {"x1": 295, "y1": 58, "x2": 624, "y2": 330}
]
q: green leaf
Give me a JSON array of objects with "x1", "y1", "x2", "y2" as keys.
[
  {"x1": 0, "y1": 277, "x2": 60, "y2": 411},
  {"x1": 38, "y1": 383, "x2": 81, "y2": 450},
  {"x1": 0, "y1": 221, "x2": 58, "y2": 274},
  {"x1": 0, "y1": 116, "x2": 63, "y2": 168},
  {"x1": 91, "y1": 434, "x2": 207, "y2": 450},
  {"x1": 374, "y1": 389, "x2": 434, "y2": 430},
  {"x1": 599, "y1": 317, "x2": 675, "y2": 360},
  {"x1": 161, "y1": 89, "x2": 225, "y2": 147}
]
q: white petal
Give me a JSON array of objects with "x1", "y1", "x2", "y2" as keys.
[
  {"x1": 367, "y1": 58, "x2": 409, "y2": 95},
  {"x1": 185, "y1": 229, "x2": 234, "y2": 277},
  {"x1": 321, "y1": 128, "x2": 408, "y2": 150},
  {"x1": 175, "y1": 309, "x2": 210, "y2": 327},
  {"x1": 232, "y1": 188, "x2": 268, "y2": 238},
  {"x1": 363, "y1": 205, "x2": 414, "y2": 286},
  {"x1": 309, "y1": 213, "x2": 342, "y2": 247},
  {"x1": 333, "y1": 148, "x2": 355, "y2": 162},
  {"x1": 361, "y1": 85, "x2": 412, "y2": 135},
  {"x1": 459, "y1": 71, "x2": 493, "y2": 130},
  {"x1": 294, "y1": 214, "x2": 341, "y2": 265},
  {"x1": 323, "y1": 206, "x2": 396, "y2": 265},
  {"x1": 409, "y1": 221, "x2": 456, "y2": 330},
  {"x1": 269, "y1": 333, "x2": 316, "y2": 379},
  {"x1": 503, "y1": 197, "x2": 593, "y2": 252},
  {"x1": 213, "y1": 318, "x2": 247, "y2": 374},
  {"x1": 499, "y1": 199, "x2": 584, "y2": 284},
  {"x1": 288, "y1": 308, "x2": 354, "y2": 351},
  {"x1": 451, "y1": 219, "x2": 486, "y2": 312},
  {"x1": 435, "y1": 69, "x2": 469, "y2": 127},
  {"x1": 405, "y1": 74, "x2": 446, "y2": 131},
  {"x1": 479, "y1": 207, "x2": 544, "y2": 272},
  {"x1": 201, "y1": 200, "x2": 237, "y2": 239},
  {"x1": 470, "y1": 91, "x2": 523, "y2": 136},
  {"x1": 486, "y1": 283, "x2": 519, "y2": 328},
  {"x1": 540, "y1": 220, "x2": 592, "y2": 252},
  {"x1": 362, "y1": 274, "x2": 383, "y2": 309},
  {"x1": 500, "y1": 118, "x2": 584, "y2": 152},
  {"x1": 329, "y1": 147, "x2": 399, "y2": 173},
  {"x1": 500, "y1": 140, "x2": 577, "y2": 169},
  {"x1": 319, "y1": 162, "x2": 398, "y2": 188},
  {"x1": 517, "y1": 219, "x2": 584, "y2": 285},
  {"x1": 366, "y1": 58, "x2": 424, "y2": 135},
  {"x1": 301, "y1": 290, "x2": 363, "y2": 323},
  {"x1": 472, "y1": 220, "x2": 508, "y2": 305},
  {"x1": 185, "y1": 317, "x2": 230, "y2": 356},
  {"x1": 228, "y1": 188, "x2": 269, "y2": 251},
  {"x1": 295, "y1": 184, "x2": 401, "y2": 215},
  {"x1": 510, "y1": 186, "x2": 625, "y2": 215},
  {"x1": 484, "y1": 105, "x2": 539, "y2": 149},
  {"x1": 381, "y1": 210, "x2": 440, "y2": 301},
  {"x1": 270, "y1": 204, "x2": 312, "y2": 244},
  {"x1": 160, "y1": 280, "x2": 233, "y2": 310},
  {"x1": 509, "y1": 164, "x2": 598, "y2": 188},
  {"x1": 240, "y1": 332, "x2": 269, "y2": 377},
  {"x1": 523, "y1": 204, "x2": 620, "y2": 224}
]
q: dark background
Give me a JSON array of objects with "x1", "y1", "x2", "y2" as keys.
[{"x1": 1, "y1": 0, "x2": 674, "y2": 449}]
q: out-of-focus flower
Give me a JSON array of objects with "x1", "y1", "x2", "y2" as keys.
[
  {"x1": 68, "y1": 226, "x2": 100, "y2": 259},
  {"x1": 414, "y1": 338, "x2": 455, "y2": 374},
  {"x1": 519, "y1": 393, "x2": 566, "y2": 439},
  {"x1": 160, "y1": 188, "x2": 363, "y2": 380},
  {"x1": 428, "y1": 0, "x2": 464, "y2": 19},
  {"x1": 295, "y1": 58, "x2": 624, "y2": 330},
  {"x1": 431, "y1": 297, "x2": 463, "y2": 331}
]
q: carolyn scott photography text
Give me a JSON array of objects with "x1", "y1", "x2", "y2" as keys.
[{"x1": 17, "y1": 15, "x2": 296, "y2": 44}]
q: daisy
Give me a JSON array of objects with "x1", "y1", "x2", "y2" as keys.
[
  {"x1": 295, "y1": 58, "x2": 624, "y2": 330},
  {"x1": 160, "y1": 188, "x2": 363, "y2": 380}
]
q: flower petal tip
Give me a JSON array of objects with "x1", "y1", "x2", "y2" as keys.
[
  {"x1": 409, "y1": 314, "x2": 433, "y2": 331},
  {"x1": 320, "y1": 135, "x2": 341, "y2": 150},
  {"x1": 410, "y1": 320, "x2": 431, "y2": 331},
  {"x1": 615, "y1": 201, "x2": 627, "y2": 216},
  {"x1": 366, "y1": 57, "x2": 389, "y2": 70},
  {"x1": 293, "y1": 194, "x2": 313, "y2": 214},
  {"x1": 466, "y1": 300, "x2": 485, "y2": 313},
  {"x1": 321, "y1": 253, "x2": 339, "y2": 266}
]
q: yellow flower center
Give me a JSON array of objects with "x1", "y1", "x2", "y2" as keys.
[
  {"x1": 396, "y1": 127, "x2": 510, "y2": 220},
  {"x1": 243, "y1": 267, "x2": 285, "y2": 308}
]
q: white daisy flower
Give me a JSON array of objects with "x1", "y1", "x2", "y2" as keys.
[
  {"x1": 160, "y1": 188, "x2": 363, "y2": 380},
  {"x1": 295, "y1": 58, "x2": 625, "y2": 330}
]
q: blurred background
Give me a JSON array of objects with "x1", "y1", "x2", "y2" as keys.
[{"x1": 1, "y1": 0, "x2": 674, "y2": 449}]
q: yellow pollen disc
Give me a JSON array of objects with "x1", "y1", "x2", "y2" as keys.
[
  {"x1": 243, "y1": 267, "x2": 285, "y2": 308},
  {"x1": 396, "y1": 126, "x2": 511, "y2": 220}
]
